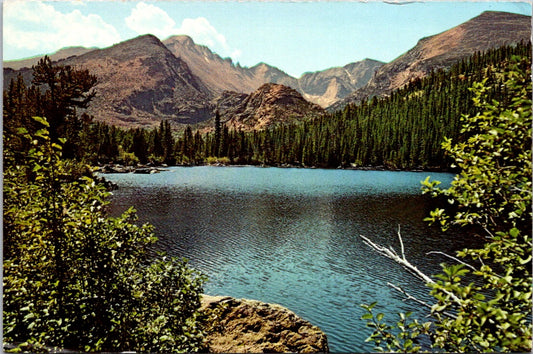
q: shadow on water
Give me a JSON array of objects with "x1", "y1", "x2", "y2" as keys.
[{"x1": 104, "y1": 167, "x2": 483, "y2": 352}]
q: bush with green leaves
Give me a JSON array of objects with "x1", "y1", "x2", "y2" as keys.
[
  {"x1": 361, "y1": 56, "x2": 532, "y2": 352},
  {"x1": 3, "y1": 117, "x2": 207, "y2": 352}
]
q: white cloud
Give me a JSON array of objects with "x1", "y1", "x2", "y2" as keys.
[
  {"x1": 126, "y1": 2, "x2": 242, "y2": 60},
  {"x1": 4, "y1": 0, "x2": 121, "y2": 54},
  {"x1": 177, "y1": 17, "x2": 225, "y2": 49},
  {"x1": 231, "y1": 49, "x2": 243, "y2": 59},
  {"x1": 125, "y1": 2, "x2": 176, "y2": 39}
]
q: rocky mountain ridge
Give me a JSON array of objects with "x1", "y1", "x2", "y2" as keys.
[
  {"x1": 4, "y1": 46, "x2": 96, "y2": 71},
  {"x1": 298, "y1": 59, "x2": 384, "y2": 107},
  {"x1": 3, "y1": 34, "x2": 352, "y2": 129},
  {"x1": 5, "y1": 34, "x2": 383, "y2": 110},
  {"x1": 163, "y1": 34, "x2": 382, "y2": 107},
  {"x1": 4, "y1": 11, "x2": 530, "y2": 129},
  {"x1": 330, "y1": 11, "x2": 532, "y2": 111}
]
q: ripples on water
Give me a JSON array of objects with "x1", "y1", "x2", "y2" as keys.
[{"x1": 104, "y1": 167, "x2": 481, "y2": 352}]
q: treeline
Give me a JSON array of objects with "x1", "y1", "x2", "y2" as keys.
[
  {"x1": 4, "y1": 42, "x2": 531, "y2": 170},
  {"x1": 162, "y1": 41, "x2": 533, "y2": 170},
  {"x1": 194, "y1": 41, "x2": 530, "y2": 170}
]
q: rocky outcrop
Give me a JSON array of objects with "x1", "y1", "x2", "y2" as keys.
[
  {"x1": 97, "y1": 164, "x2": 167, "y2": 174},
  {"x1": 202, "y1": 295, "x2": 329, "y2": 353},
  {"x1": 221, "y1": 83, "x2": 325, "y2": 131}
]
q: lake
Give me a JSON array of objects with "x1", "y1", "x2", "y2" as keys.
[{"x1": 104, "y1": 166, "x2": 479, "y2": 352}]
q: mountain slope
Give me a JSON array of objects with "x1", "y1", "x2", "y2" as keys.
[
  {"x1": 7, "y1": 35, "x2": 211, "y2": 128},
  {"x1": 4, "y1": 46, "x2": 96, "y2": 70},
  {"x1": 164, "y1": 35, "x2": 258, "y2": 94},
  {"x1": 330, "y1": 11, "x2": 531, "y2": 111},
  {"x1": 220, "y1": 83, "x2": 325, "y2": 131},
  {"x1": 164, "y1": 35, "x2": 297, "y2": 94},
  {"x1": 163, "y1": 35, "x2": 381, "y2": 107}
]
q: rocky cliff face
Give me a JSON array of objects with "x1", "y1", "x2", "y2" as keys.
[
  {"x1": 298, "y1": 59, "x2": 384, "y2": 107},
  {"x1": 163, "y1": 35, "x2": 379, "y2": 107},
  {"x1": 330, "y1": 11, "x2": 532, "y2": 111},
  {"x1": 62, "y1": 34, "x2": 213, "y2": 127},
  {"x1": 202, "y1": 295, "x2": 329, "y2": 353},
  {"x1": 220, "y1": 83, "x2": 325, "y2": 131},
  {"x1": 4, "y1": 35, "x2": 215, "y2": 128},
  {"x1": 164, "y1": 35, "x2": 263, "y2": 94}
]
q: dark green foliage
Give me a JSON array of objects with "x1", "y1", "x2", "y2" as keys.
[
  {"x1": 422, "y1": 56, "x2": 532, "y2": 352},
  {"x1": 214, "y1": 110, "x2": 221, "y2": 157},
  {"x1": 31, "y1": 56, "x2": 97, "y2": 158},
  {"x1": 3, "y1": 56, "x2": 97, "y2": 160},
  {"x1": 3, "y1": 57, "x2": 205, "y2": 352},
  {"x1": 362, "y1": 54, "x2": 532, "y2": 352},
  {"x1": 423, "y1": 55, "x2": 532, "y2": 233},
  {"x1": 169, "y1": 41, "x2": 531, "y2": 170},
  {"x1": 3, "y1": 118, "x2": 207, "y2": 352},
  {"x1": 361, "y1": 303, "x2": 431, "y2": 353}
]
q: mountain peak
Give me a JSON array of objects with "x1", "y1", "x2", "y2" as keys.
[
  {"x1": 112, "y1": 34, "x2": 165, "y2": 51},
  {"x1": 165, "y1": 35, "x2": 195, "y2": 46},
  {"x1": 55, "y1": 32, "x2": 213, "y2": 127},
  {"x1": 476, "y1": 10, "x2": 530, "y2": 19},
  {"x1": 252, "y1": 62, "x2": 269, "y2": 69}
]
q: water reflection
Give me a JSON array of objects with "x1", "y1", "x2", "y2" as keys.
[{"x1": 105, "y1": 167, "x2": 480, "y2": 352}]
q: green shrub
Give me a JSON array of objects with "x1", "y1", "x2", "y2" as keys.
[
  {"x1": 118, "y1": 146, "x2": 140, "y2": 166},
  {"x1": 3, "y1": 117, "x2": 207, "y2": 352}
]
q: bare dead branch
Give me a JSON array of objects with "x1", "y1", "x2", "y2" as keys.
[
  {"x1": 360, "y1": 234, "x2": 434, "y2": 285},
  {"x1": 426, "y1": 251, "x2": 477, "y2": 271},
  {"x1": 360, "y1": 233, "x2": 463, "y2": 306},
  {"x1": 397, "y1": 225, "x2": 406, "y2": 260}
]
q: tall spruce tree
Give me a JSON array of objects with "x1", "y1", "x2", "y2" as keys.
[{"x1": 31, "y1": 56, "x2": 97, "y2": 158}]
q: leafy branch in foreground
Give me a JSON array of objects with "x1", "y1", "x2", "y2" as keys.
[
  {"x1": 361, "y1": 302, "x2": 432, "y2": 353},
  {"x1": 3, "y1": 117, "x2": 206, "y2": 352},
  {"x1": 360, "y1": 56, "x2": 532, "y2": 352}
]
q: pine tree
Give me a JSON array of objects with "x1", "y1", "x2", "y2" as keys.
[{"x1": 31, "y1": 56, "x2": 97, "y2": 145}]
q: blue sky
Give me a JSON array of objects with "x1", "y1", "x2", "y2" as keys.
[{"x1": 3, "y1": 0, "x2": 531, "y2": 77}]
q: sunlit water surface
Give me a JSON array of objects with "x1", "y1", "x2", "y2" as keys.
[{"x1": 104, "y1": 166, "x2": 480, "y2": 352}]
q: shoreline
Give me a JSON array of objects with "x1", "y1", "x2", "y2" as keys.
[{"x1": 96, "y1": 162, "x2": 454, "y2": 174}]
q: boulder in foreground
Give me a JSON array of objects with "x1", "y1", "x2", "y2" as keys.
[{"x1": 202, "y1": 295, "x2": 329, "y2": 353}]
